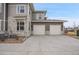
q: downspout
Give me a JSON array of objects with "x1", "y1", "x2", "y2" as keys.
[{"x1": 3, "y1": 3, "x2": 6, "y2": 32}]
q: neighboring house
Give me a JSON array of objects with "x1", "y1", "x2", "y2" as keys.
[
  {"x1": 64, "y1": 27, "x2": 79, "y2": 35},
  {"x1": 0, "y1": 3, "x2": 66, "y2": 38}
]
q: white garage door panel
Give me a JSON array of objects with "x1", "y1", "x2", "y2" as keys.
[
  {"x1": 33, "y1": 25, "x2": 45, "y2": 35},
  {"x1": 50, "y1": 25, "x2": 61, "y2": 35}
]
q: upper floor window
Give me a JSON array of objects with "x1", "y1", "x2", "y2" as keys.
[{"x1": 16, "y1": 5, "x2": 26, "y2": 14}]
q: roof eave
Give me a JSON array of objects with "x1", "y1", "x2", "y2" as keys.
[
  {"x1": 29, "y1": 3, "x2": 34, "y2": 12},
  {"x1": 32, "y1": 20, "x2": 67, "y2": 23},
  {"x1": 33, "y1": 10, "x2": 47, "y2": 15}
]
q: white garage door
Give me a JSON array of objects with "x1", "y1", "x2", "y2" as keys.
[
  {"x1": 50, "y1": 25, "x2": 61, "y2": 35},
  {"x1": 33, "y1": 25, "x2": 45, "y2": 35}
]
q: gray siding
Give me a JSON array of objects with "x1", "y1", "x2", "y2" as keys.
[
  {"x1": 32, "y1": 12, "x2": 45, "y2": 20},
  {"x1": 8, "y1": 3, "x2": 28, "y2": 17},
  {"x1": 0, "y1": 3, "x2": 8, "y2": 31},
  {"x1": 0, "y1": 3, "x2": 4, "y2": 31},
  {"x1": 0, "y1": 3, "x2": 4, "y2": 20}
]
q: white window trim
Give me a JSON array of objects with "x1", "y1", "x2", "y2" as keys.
[
  {"x1": 16, "y1": 20, "x2": 25, "y2": 31},
  {"x1": 16, "y1": 5, "x2": 26, "y2": 14}
]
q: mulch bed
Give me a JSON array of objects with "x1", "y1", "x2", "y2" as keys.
[{"x1": 0, "y1": 36, "x2": 26, "y2": 43}]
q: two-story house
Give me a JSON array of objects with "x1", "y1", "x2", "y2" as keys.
[{"x1": 0, "y1": 3, "x2": 66, "y2": 39}]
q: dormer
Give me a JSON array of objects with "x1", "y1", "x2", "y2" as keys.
[{"x1": 32, "y1": 10, "x2": 47, "y2": 20}]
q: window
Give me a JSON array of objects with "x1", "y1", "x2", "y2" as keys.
[
  {"x1": 20, "y1": 6, "x2": 25, "y2": 13},
  {"x1": 16, "y1": 5, "x2": 25, "y2": 14},
  {"x1": 45, "y1": 25, "x2": 50, "y2": 31},
  {"x1": 39, "y1": 17, "x2": 42, "y2": 19},
  {"x1": 17, "y1": 21, "x2": 24, "y2": 31}
]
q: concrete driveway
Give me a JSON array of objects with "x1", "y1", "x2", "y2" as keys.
[{"x1": 0, "y1": 35, "x2": 79, "y2": 55}]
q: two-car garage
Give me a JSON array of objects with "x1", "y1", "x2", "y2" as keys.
[{"x1": 32, "y1": 20, "x2": 64, "y2": 35}]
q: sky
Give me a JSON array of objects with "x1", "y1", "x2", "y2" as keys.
[{"x1": 34, "y1": 3, "x2": 79, "y2": 28}]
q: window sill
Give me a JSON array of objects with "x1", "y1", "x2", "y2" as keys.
[{"x1": 17, "y1": 30, "x2": 24, "y2": 32}]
